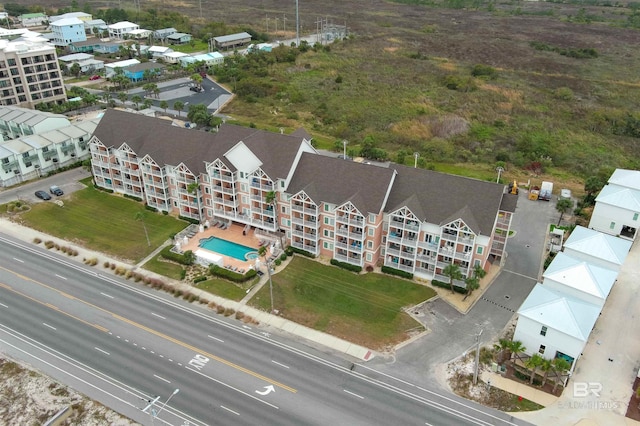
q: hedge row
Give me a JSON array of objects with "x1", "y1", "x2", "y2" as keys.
[
  {"x1": 330, "y1": 258, "x2": 362, "y2": 273},
  {"x1": 287, "y1": 246, "x2": 315, "y2": 258},
  {"x1": 124, "y1": 194, "x2": 143, "y2": 202},
  {"x1": 180, "y1": 215, "x2": 200, "y2": 224},
  {"x1": 160, "y1": 246, "x2": 193, "y2": 265},
  {"x1": 209, "y1": 265, "x2": 257, "y2": 283},
  {"x1": 381, "y1": 265, "x2": 413, "y2": 280},
  {"x1": 432, "y1": 279, "x2": 467, "y2": 294}
]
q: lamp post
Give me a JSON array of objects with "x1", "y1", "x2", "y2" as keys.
[
  {"x1": 473, "y1": 329, "x2": 483, "y2": 385},
  {"x1": 342, "y1": 139, "x2": 348, "y2": 160},
  {"x1": 413, "y1": 152, "x2": 419, "y2": 168},
  {"x1": 495, "y1": 166, "x2": 504, "y2": 184},
  {"x1": 267, "y1": 258, "x2": 274, "y2": 314},
  {"x1": 142, "y1": 388, "x2": 179, "y2": 425}
]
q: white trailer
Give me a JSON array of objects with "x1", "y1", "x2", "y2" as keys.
[{"x1": 539, "y1": 181, "x2": 553, "y2": 201}]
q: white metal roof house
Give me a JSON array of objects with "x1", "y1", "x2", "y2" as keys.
[
  {"x1": 563, "y1": 225, "x2": 632, "y2": 272},
  {"x1": 108, "y1": 21, "x2": 140, "y2": 39},
  {"x1": 513, "y1": 284, "x2": 601, "y2": 370},
  {"x1": 162, "y1": 51, "x2": 188, "y2": 64},
  {"x1": 589, "y1": 169, "x2": 640, "y2": 241},
  {"x1": 179, "y1": 52, "x2": 224, "y2": 68},
  {"x1": 542, "y1": 252, "x2": 618, "y2": 307},
  {"x1": 148, "y1": 45, "x2": 173, "y2": 58}
]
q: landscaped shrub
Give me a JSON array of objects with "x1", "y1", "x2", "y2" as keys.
[
  {"x1": 365, "y1": 265, "x2": 374, "y2": 273},
  {"x1": 209, "y1": 265, "x2": 257, "y2": 283},
  {"x1": 125, "y1": 270, "x2": 133, "y2": 279},
  {"x1": 223, "y1": 308, "x2": 235, "y2": 317},
  {"x1": 236, "y1": 311, "x2": 245, "y2": 320},
  {"x1": 193, "y1": 275, "x2": 208, "y2": 283},
  {"x1": 274, "y1": 258, "x2": 282, "y2": 266},
  {"x1": 431, "y1": 279, "x2": 466, "y2": 294},
  {"x1": 287, "y1": 246, "x2": 315, "y2": 258},
  {"x1": 33, "y1": 238, "x2": 42, "y2": 244},
  {"x1": 115, "y1": 266, "x2": 127, "y2": 276},
  {"x1": 144, "y1": 204, "x2": 158, "y2": 212},
  {"x1": 381, "y1": 265, "x2": 413, "y2": 280},
  {"x1": 216, "y1": 305, "x2": 225, "y2": 314},
  {"x1": 285, "y1": 246, "x2": 294, "y2": 256},
  {"x1": 45, "y1": 240, "x2": 55, "y2": 249},
  {"x1": 180, "y1": 269, "x2": 186, "y2": 280},
  {"x1": 123, "y1": 194, "x2": 143, "y2": 202},
  {"x1": 159, "y1": 246, "x2": 194, "y2": 266},
  {"x1": 84, "y1": 257, "x2": 98, "y2": 266},
  {"x1": 330, "y1": 258, "x2": 362, "y2": 273},
  {"x1": 103, "y1": 261, "x2": 110, "y2": 268},
  {"x1": 208, "y1": 301, "x2": 217, "y2": 309},
  {"x1": 179, "y1": 215, "x2": 199, "y2": 224},
  {"x1": 279, "y1": 253, "x2": 288, "y2": 261}
]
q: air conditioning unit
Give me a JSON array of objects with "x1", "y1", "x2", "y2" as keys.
[
  {"x1": 52, "y1": 158, "x2": 58, "y2": 162},
  {"x1": 14, "y1": 170, "x2": 20, "y2": 174},
  {"x1": 70, "y1": 153, "x2": 76, "y2": 157}
]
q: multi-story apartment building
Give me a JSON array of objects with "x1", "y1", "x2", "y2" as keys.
[
  {"x1": 90, "y1": 110, "x2": 517, "y2": 279},
  {"x1": 50, "y1": 17, "x2": 87, "y2": 47},
  {"x1": 0, "y1": 38, "x2": 66, "y2": 108}
]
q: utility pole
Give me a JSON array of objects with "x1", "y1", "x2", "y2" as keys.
[
  {"x1": 414, "y1": 152, "x2": 419, "y2": 168},
  {"x1": 473, "y1": 329, "x2": 484, "y2": 385},
  {"x1": 283, "y1": 14, "x2": 287, "y2": 35},
  {"x1": 275, "y1": 18, "x2": 279, "y2": 38},
  {"x1": 496, "y1": 166, "x2": 504, "y2": 184},
  {"x1": 342, "y1": 140, "x2": 348, "y2": 160},
  {"x1": 295, "y1": 0, "x2": 300, "y2": 46},
  {"x1": 266, "y1": 15, "x2": 269, "y2": 33}
]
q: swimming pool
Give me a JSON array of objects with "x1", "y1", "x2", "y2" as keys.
[{"x1": 199, "y1": 237, "x2": 258, "y2": 261}]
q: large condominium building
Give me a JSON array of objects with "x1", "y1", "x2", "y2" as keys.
[
  {"x1": 0, "y1": 38, "x2": 66, "y2": 108},
  {"x1": 89, "y1": 110, "x2": 517, "y2": 279}
]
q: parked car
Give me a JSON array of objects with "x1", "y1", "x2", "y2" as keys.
[
  {"x1": 89, "y1": 75, "x2": 101, "y2": 80},
  {"x1": 189, "y1": 86, "x2": 204, "y2": 92},
  {"x1": 49, "y1": 185, "x2": 63, "y2": 196},
  {"x1": 35, "y1": 190, "x2": 51, "y2": 200}
]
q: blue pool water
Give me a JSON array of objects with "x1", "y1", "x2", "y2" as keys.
[{"x1": 199, "y1": 237, "x2": 257, "y2": 261}]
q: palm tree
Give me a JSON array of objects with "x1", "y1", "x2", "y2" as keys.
[
  {"x1": 265, "y1": 190, "x2": 285, "y2": 249},
  {"x1": 540, "y1": 358, "x2": 553, "y2": 387},
  {"x1": 258, "y1": 245, "x2": 274, "y2": 313},
  {"x1": 507, "y1": 340, "x2": 526, "y2": 363},
  {"x1": 551, "y1": 358, "x2": 571, "y2": 393},
  {"x1": 118, "y1": 92, "x2": 128, "y2": 105},
  {"x1": 464, "y1": 264, "x2": 487, "y2": 301},
  {"x1": 524, "y1": 353, "x2": 544, "y2": 385},
  {"x1": 174, "y1": 100, "x2": 184, "y2": 117},
  {"x1": 160, "y1": 100, "x2": 168, "y2": 114},
  {"x1": 187, "y1": 181, "x2": 202, "y2": 223},
  {"x1": 131, "y1": 94, "x2": 142, "y2": 110},
  {"x1": 556, "y1": 198, "x2": 573, "y2": 226},
  {"x1": 494, "y1": 338, "x2": 511, "y2": 364},
  {"x1": 443, "y1": 263, "x2": 463, "y2": 294}
]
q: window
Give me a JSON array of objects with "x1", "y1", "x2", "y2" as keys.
[
  {"x1": 367, "y1": 240, "x2": 373, "y2": 249},
  {"x1": 368, "y1": 227, "x2": 374, "y2": 237},
  {"x1": 366, "y1": 253, "x2": 372, "y2": 262},
  {"x1": 369, "y1": 213, "x2": 376, "y2": 223},
  {"x1": 323, "y1": 241, "x2": 333, "y2": 250},
  {"x1": 476, "y1": 246, "x2": 483, "y2": 255},
  {"x1": 540, "y1": 326, "x2": 547, "y2": 336},
  {"x1": 474, "y1": 259, "x2": 481, "y2": 267},
  {"x1": 281, "y1": 206, "x2": 286, "y2": 214},
  {"x1": 324, "y1": 203, "x2": 333, "y2": 212},
  {"x1": 610, "y1": 221, "x2": 615, "y2": 230},
  {"x1": 324, "y1": 217, "x2": 334, "y2": 226},
  {"x1": 539, "y1": 345, "x2": 546, "y2": 355},
  {"x1": 634, "y1": 213, "x2": 639, "y2": 221},
  {"x1": 241, "y1": 183, "x2": 247, "y2": 192}
]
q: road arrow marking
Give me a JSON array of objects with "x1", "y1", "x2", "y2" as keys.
[{"x1": 255, "y1": 385, "x2": 275, "y2": 396}]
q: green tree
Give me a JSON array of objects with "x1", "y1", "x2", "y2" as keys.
[
  {"x1": 524, "y1": 353, "x2": 544, "y2": 385},
  {"x1": 131, "y1": 94, "x2": 142, "y2": 110},
  {"x1": 191, "y1": 73, "x2": 203, "y2": 89},
  {"x1": 584, "y1": 176, "x2": 604, "y2": 205},
  {"x1": 540, "y1": 358, "x2": 553, "y2": 387},
  {"x1": 494, "y1": 338, "x2": 511, "y2": 364},
  {"x1": 118, "y1": 92, "x2": 128, "y2": 105},
  {"x1": 443, "y1": 263, "x2": 463, "y2": 294},
  {"x1": 551, "y1": 358, "x2": 571, "y2": 393},
  {"x1": 463, "y1": 264, "x2": 486, "y2": 301},
  {"x1": 70, "y1": 62, "x2": 81, "y2": 78},
  {"x1": 187, "y1": 104, "x2": 211, "y2": 126},
  {"x1": 142, "y1": 99, "x2": 153, "y2": 109},
  {"x1": 174, "y1": 100, "x2": 184, "y2": 116},
  {"x1": 265, "y1": 190, "x2": 285, "y2": 249},
  {"x1": 160, "y1": 100, "x2": 169, "y2": 114},
  {"x1": 556, "y1": 198, "x2": 573, "y2": 226},
  {"x1": 187, "y1": 182, "x2": 202, "y2": 223},
  {"x1": 508, "y1": 340, "x2": 526, "y2": 363},
  {"x1": 183, "y1": 250, "x2": 196, "y2": 265}
]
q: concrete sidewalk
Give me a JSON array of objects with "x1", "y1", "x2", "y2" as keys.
[
  {"x1": 0, "y1": 218, "x2": 374, "y2": 362},
  {"x1": 480, "y1": 370, "x2": 558, "y2": 407}
]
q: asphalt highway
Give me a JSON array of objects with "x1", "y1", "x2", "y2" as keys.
[{"x1": 0, "y1": 233, "x2": 531, "y2": 426}]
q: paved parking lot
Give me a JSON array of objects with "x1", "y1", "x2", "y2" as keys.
[{"x1": 0, "y1": 168, "x2": 90, "y2": 204}]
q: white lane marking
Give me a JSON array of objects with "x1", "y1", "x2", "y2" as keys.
[
  {"x1": 207, "y1": 335, "x2": 224, "y2": 343},
  {"x1": 100, "y1": 292, "x2": 114, "y2": 299},
  {"x1": 343, "y1": 389, "x2": 364, "y2": 399},
  {"x1": 94, "y1": 347, "x2": 110, "y2": 355},
  {"x1": 42, "y1": 323, "x2": 56, "y2": 330},
  {"x1": 271, "y1": 360, "x2": 290, "y2": 369},
  {"x1": 153, "y1": 374, "x2": 171, "y2": 383},
  {"x1": 151, "y1": 312, "x2": 166, "y2": 320},
  {"x1": 55, "y1": 274, "x2": 67, "y2": 280},
  {"x1": 13, "y1": 257, "x2": 24, "y2": 263},
  {"x1": 186, "y1": 366, "x2": 278, "y2": 409},
  {"x1": 0, "y1": 302, "x2": 7, "y2": 308},
  {"x1": 220, "y1": 406, "x2": 240, "y2": 416}
]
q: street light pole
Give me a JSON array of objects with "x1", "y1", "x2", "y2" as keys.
[
  {"x1": 414, "y1": 152, "x2": 419, "y2": 168},
  {"x1": 142, "y1": 388, "x2": 179, "y2": 426},
  {"x1": 342, "y1": 139, "x2": 348, "y2": 159},
  {"x1": 495, "y1": 166, "x2": 504, "y2": 184},
  {"x1": 267, "y1": 258, "x2": 274, "y2": 314},
  {"x1": 473, "y1": 329, "x2": 484, "y2": 385}
]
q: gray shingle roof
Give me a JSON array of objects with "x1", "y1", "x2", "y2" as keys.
[
  {"x1": 91, "y1": 110, "x2": 303, "y2": 180},
  {"x1": 385, "y1": 164, "x2": 508, "y2": 235},
  {"x1": 287, "y1": 153, "x2": 397, "y2": 214}
]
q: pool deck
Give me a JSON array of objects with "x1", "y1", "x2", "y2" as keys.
[{"x1": 180, "y1": 223, "x2": 275, "y2": 270}]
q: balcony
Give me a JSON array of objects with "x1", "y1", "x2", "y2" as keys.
[
  {"x1": 291, "y1": 203, "x2": 317, "y2": 215},
  {"x1": 291, "y1": 216, "x2": 318, "y2": 228},
  {"x1": 417, "y1": 240, "x2": 438, "y2": 250},
  {"x1": 416, "y1": 253, "x2": 437, "y2": 263},
  {"x1": 212, "y1": 171, "x2": 234, "y2": 183},
  {"x1": 336, "y1": 214, "x2": 363, "y2": 226},
  {"x1": 292, "y1": 241, "x2": 318, "y2": 254},
  {"x1": 1, "y1": 159, "x2": 18, "y2": 171},
  {"x1": 250, "y1": 180, "x2": 273, "y2": 191},
  {"x1": 336, "y1": 227, "x2": 363, "y2": 240},
  {"x1": 384, "y1": 259, "x2": 414, "y2": 273},
  {"x1": 60, "y1": 145, "x2": 76, "y2": 155},
  {"x1": 334, "y1": 252, "x2": 362, "y2": 266}
]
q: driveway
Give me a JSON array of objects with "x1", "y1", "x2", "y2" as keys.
[
  {"x1": 370, "y1": 190, "x2": 559, "y2": 390},
  {"x1": 0, "y1": 168, "x2": 90, "y2": 204}
]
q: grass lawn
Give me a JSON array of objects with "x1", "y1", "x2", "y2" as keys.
[
  {"x1": 17, "y1": 185, "x2": 187, "y2": 263},
  {"x1": 143, "y1": 254, "x2": 185, "y2": 280},
  {"x1": 194, "y1": 277, "x2": 256, "y2": 301},
  {"x1": 249, "y1": 257, "x2": 436, "y2": 349}
]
